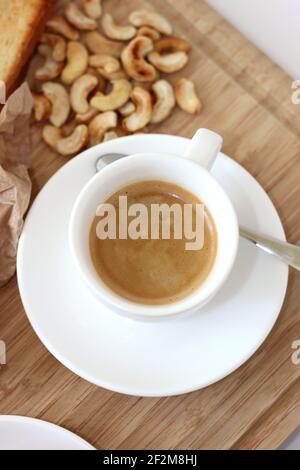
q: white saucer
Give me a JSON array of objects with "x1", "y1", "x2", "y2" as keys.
[
  {"x1": 17, "y1": 135, "x2": 288, "y2": 397},
  {"x1": 0, "y1": 416, "x2": 94, "y2": 450}
]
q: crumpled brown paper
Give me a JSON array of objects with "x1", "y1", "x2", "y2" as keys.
[{"x1": 0, "y1": 83, "x2": 33, "y2": 287}]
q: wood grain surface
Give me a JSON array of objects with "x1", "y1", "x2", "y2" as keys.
[{"x1": 1, "y1": 0, "x2": 300, "y2": 450}]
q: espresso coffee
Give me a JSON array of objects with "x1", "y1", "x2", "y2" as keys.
[{"x1": 89, "y1": 181, "x2": 217, "y2": 305}]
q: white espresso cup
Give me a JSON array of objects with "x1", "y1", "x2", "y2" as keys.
[{"x1": 69, "y1": 129, "x2": 239, "y2": 320}]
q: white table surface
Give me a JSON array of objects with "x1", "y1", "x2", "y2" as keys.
[{"x1": 206, "y1": 0, "x2": 300, "y2": 79}]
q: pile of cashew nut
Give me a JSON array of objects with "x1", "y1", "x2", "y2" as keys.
[{"x1": 31, "y1": 1, "x2": 202, "y2": 156}]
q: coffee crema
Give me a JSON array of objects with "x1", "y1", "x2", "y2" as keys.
[{"x1": 89, "y1": 180, "x2": 217, "y2": 305}]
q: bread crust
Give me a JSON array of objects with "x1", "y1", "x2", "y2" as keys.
[{"x1": 0, "y1": 0, "x2": 57, "y2": 93}]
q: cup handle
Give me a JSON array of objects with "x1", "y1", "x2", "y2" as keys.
[{"x1": 183, "y1": 128, "x2": 223, "y2": 171}]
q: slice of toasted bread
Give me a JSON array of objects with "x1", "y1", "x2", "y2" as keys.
[{"x1": 0, "y1": 0, "x2": 57, "y2": 94}]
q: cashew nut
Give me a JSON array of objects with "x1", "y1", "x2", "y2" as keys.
[
  {"x1": 122, "y1": 86, "x2": 152, "y2": 132},
  {"x1": 89, "y1": 54, "x2": 120, "y2": 73},
  {"x1": 121, "y1": 36, "x2": 157, "y2": 82},
  {"x1": 41, "y1": 82, "x2": 70, "y2": 127},
  {"x1": 148, "y1": 51, "x2": 188, "y2": 73},
  {"x1": 86, "y1": 68, "x2": 107, "y2": 91},
  {"x1": 155, "y1": 36, "x2": 191, "y2": 54},
  {"x1": 90, "y1": 79, "x2": 132, "y2": 111},
  {"x1": 89, "y1": 111, "x2": 118, "y2": 146},
  {"x1": 61, "y1": 41, "x2": 88, "y2": 85},
  {"x1": 131, "y1": 81, "x2": 153, "y2": 92},
  {"x1": 35, "y1": 44, "x2": 64, "y2": 80},
  {"x1": 70, "y1": 74, "x2": 98, "y2": 114},
  {"x1": 137, "y1": 26, "x2": 161, "y2": 41},
  {"x1": 83, "y1": 31, "x2": 123, "y2": 57},
  {"x1": 151, "y1": 80, "x2": 175, "y2": 124},
  {"x1": 116, "y1": 122, "x2": 130, "y2": 137},
  {"x1": 117, "y1": 123, "x2": 149, "y2": 136},
  {"x1": 64, "y1": 2, "x2": 97, "y2": 31},
  {"x1": 82, "y1": 0, "x2": 102, "y2": 19},
  {"x1": 97, "y1": 67, "x2": 127, "y2": 81},
  {"x1": 102, "y1": 13, "x2": 136, "y2": 41},
  {"x1": 175, "y1": 78, "x2": 202, "y2": 114},
  {"x1": 47, "y1": 16, "x2": 79, "y2": 41},
  {"x1": 75, "y1": 107, "x2": 99, "y2": 124},
  {"x1": 134, "y1": 126, "x2": 149, "y2": 135},
  {"x1": 97, "y1": 73, "x2": 107, "y2": 92},
  {"x1": 64, "y1": 119, "x2": 79, "y2": 136},
  {"x1": 40, "y1": 33, "x2": 67, "y2": 62},
  {"x1": 32, "y1": 93, "x2": 52, "y2": 122},
  {"x1": 56, "y1": 125, "x2": 89, "y2": 156},
  {"x1": 43, "y1": 125, "x2": 63, "y2": 149},
  {"x1": 35, "y1": 58, "x2": 63, "y2": 81},
  {"x1": 129, "y1": 10, "x2": 172, "y2": 35},
  {"x1": 38, "y1": 44, "x2": 52, "y2": 57},
  {"x1": 119, "y1": 101, "x2": 136, "y2": 117},
  {"x1": 103, "y1": 131, "x2": 118, "y2": 142}
]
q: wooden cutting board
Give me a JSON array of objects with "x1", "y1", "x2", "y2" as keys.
[{"x1": 0, "y1": 0, "x2": 300, "y2": 450}]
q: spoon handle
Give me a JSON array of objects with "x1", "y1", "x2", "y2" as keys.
[{"x1": 240, "y1": 226, "x2": 300, "y2": 271}]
